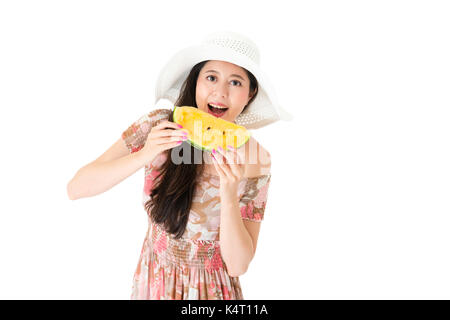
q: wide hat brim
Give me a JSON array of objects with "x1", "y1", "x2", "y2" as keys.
[{"x1": 154, "y1": 43, "x2": 294, "y2": 129}]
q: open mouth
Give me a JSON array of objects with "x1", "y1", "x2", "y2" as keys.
[{"x1": 207, "y1": 103, "x2": 229, "y2": 117}]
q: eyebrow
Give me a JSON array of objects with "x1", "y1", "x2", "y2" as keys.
[{"x1": 204, "y1": 70, "x2": 246, "y2": 81}]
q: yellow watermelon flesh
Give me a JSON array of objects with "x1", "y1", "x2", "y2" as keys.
[{"x1": 172, "y1": 106, "x2": 251, "y2": 152}]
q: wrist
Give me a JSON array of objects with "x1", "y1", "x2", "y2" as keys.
[
  {"x1": 134, "y1": 148, "x2": 155, "y2": 168},
  {"x1": 220, "y1": 187, "x2": 239, "y2": 203}
]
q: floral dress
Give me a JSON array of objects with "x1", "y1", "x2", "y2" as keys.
[{"x1": 121, "y1": 108, "x2": 271, "y2": 300}]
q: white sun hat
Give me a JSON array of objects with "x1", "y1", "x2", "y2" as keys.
[{"x1": 154, "y1": 31, "x2": 294, "y2": 129}]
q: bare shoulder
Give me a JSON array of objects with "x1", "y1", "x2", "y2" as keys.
[{"x1": 242, "y1": 136, "x2": 271, "y2": 178}]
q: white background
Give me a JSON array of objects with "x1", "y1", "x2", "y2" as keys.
[{"x1": 0, "y1": 0, "x2": 449, "y2": 299}]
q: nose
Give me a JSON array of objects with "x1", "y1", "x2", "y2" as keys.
[{"x1": 213, "y1": 81, "x2": 228, "y2": 98}]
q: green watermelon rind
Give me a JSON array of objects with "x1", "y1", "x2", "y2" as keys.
[{"x1": 173, "y1": 106, "x2": 251, "y2": 153}]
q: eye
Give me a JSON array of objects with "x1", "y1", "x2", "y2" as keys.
[
  {"x1": 206, "y1": 75, "x2": 216, "y2": 81},
  {"x1": 231, "y1": 80, "x2": 242, "y2": 86}
]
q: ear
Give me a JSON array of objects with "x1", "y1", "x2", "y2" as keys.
[
  {"x1": 247, "y1": 92, "x2": 253, "y2": 102},
  {"x1": 248, "y1": 87, "x2": 257, "y2": 101}
]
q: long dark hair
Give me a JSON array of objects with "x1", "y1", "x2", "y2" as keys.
[{"x1": 145, "y1": 60, "x2": 258, "y2": 239}]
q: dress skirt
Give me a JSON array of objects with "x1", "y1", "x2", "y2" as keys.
[{"x1": 130, "y1": 221, "x2": 244, "y2": 300}]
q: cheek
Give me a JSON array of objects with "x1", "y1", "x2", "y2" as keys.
[
  {"x1": 233, "y1": 89, "x2": 250, "y2": 102},
  {"x1": 195, "y1": 83, "x2": 205, "y2": 101},
  {"x1": 196, "y1": 81, "x2": 209, "y2": 97}
]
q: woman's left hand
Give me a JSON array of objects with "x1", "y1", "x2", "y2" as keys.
[{"x1": 211, "y1": 145, "x2": 245, "y2": 196}]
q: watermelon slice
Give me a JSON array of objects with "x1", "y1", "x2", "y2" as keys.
[{"x1": 173, "y1": 106, "x2": 251, "y2": 152}]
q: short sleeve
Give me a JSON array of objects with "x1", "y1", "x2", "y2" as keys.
[
  {"x1": 239, "y1": 174, "x2": 271, "y2": 222},
  {"x1": 121, "y1": 108, "x2": 172, "y2": 153}
]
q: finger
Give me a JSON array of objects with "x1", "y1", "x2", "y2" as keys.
[
  {"x1": 227, "y1": 151, "x2": 243, "y2": 177},
  {"x1": 227, "y1": 147, "x2": 243, "y2": 169},
  {"x1": 213, "y1": 149, "x2": 235, "y2": 177},
  {"x1": 154, "y1": 120, "x2": 184, "y2": 131},
  {"x1": 159, "y1": 140, "x2": 184, "y2": 149},
  {"x1": 217, "y1": 146, "x2": 236, "y2": 165},
  {"x1": 227, "y1": 145, "x2": 245, "y2": 165},
  {"x1": 154, "y1": 135, "x2": 186, "y2": 145},
  {"x1": 212, "y1": 148, "x2": 224, "y2": 165},
  {"x1": 212, "y1": 153, "x2": 232, "y2": 178},
  {"x1": 211, "y1": 153, "x2": 226, "y2": 177},
  {"x1": 217, "y1": 147, "x2": 242, "y2": 177},
  {"x1": 219, "y1": 159, "x2": 234, "y2": 177},
  {"x1": 154, "y1": 128, "x2": 189, "y2": 138}
]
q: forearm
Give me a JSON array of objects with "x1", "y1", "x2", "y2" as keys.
[
  {"x1": 67, "y1": 150, "x2": 151, "y2": 200},
  {"x1": 219, "y1": 194, "x2": 254, "y2": 277}
]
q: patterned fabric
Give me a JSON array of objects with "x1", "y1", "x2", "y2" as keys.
[
  {"x1": 121, "y1": 108, "x2": 172, "y2": 153},
  {"x1": 121, "y1": 108, "x2": 271, "y2": 300}
]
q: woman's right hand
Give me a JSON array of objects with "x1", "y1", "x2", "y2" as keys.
[{"x1": 140, "y1": 120, "x2": 188, "y2": 161}]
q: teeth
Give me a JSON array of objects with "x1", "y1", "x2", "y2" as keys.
[{"x1": 209, "y1": 103, "x2": 228, "y2": 109}]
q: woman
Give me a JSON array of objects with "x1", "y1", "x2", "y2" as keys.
[{"x1": 67, "y1": 31, "x2": 292, "y2": 300}]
